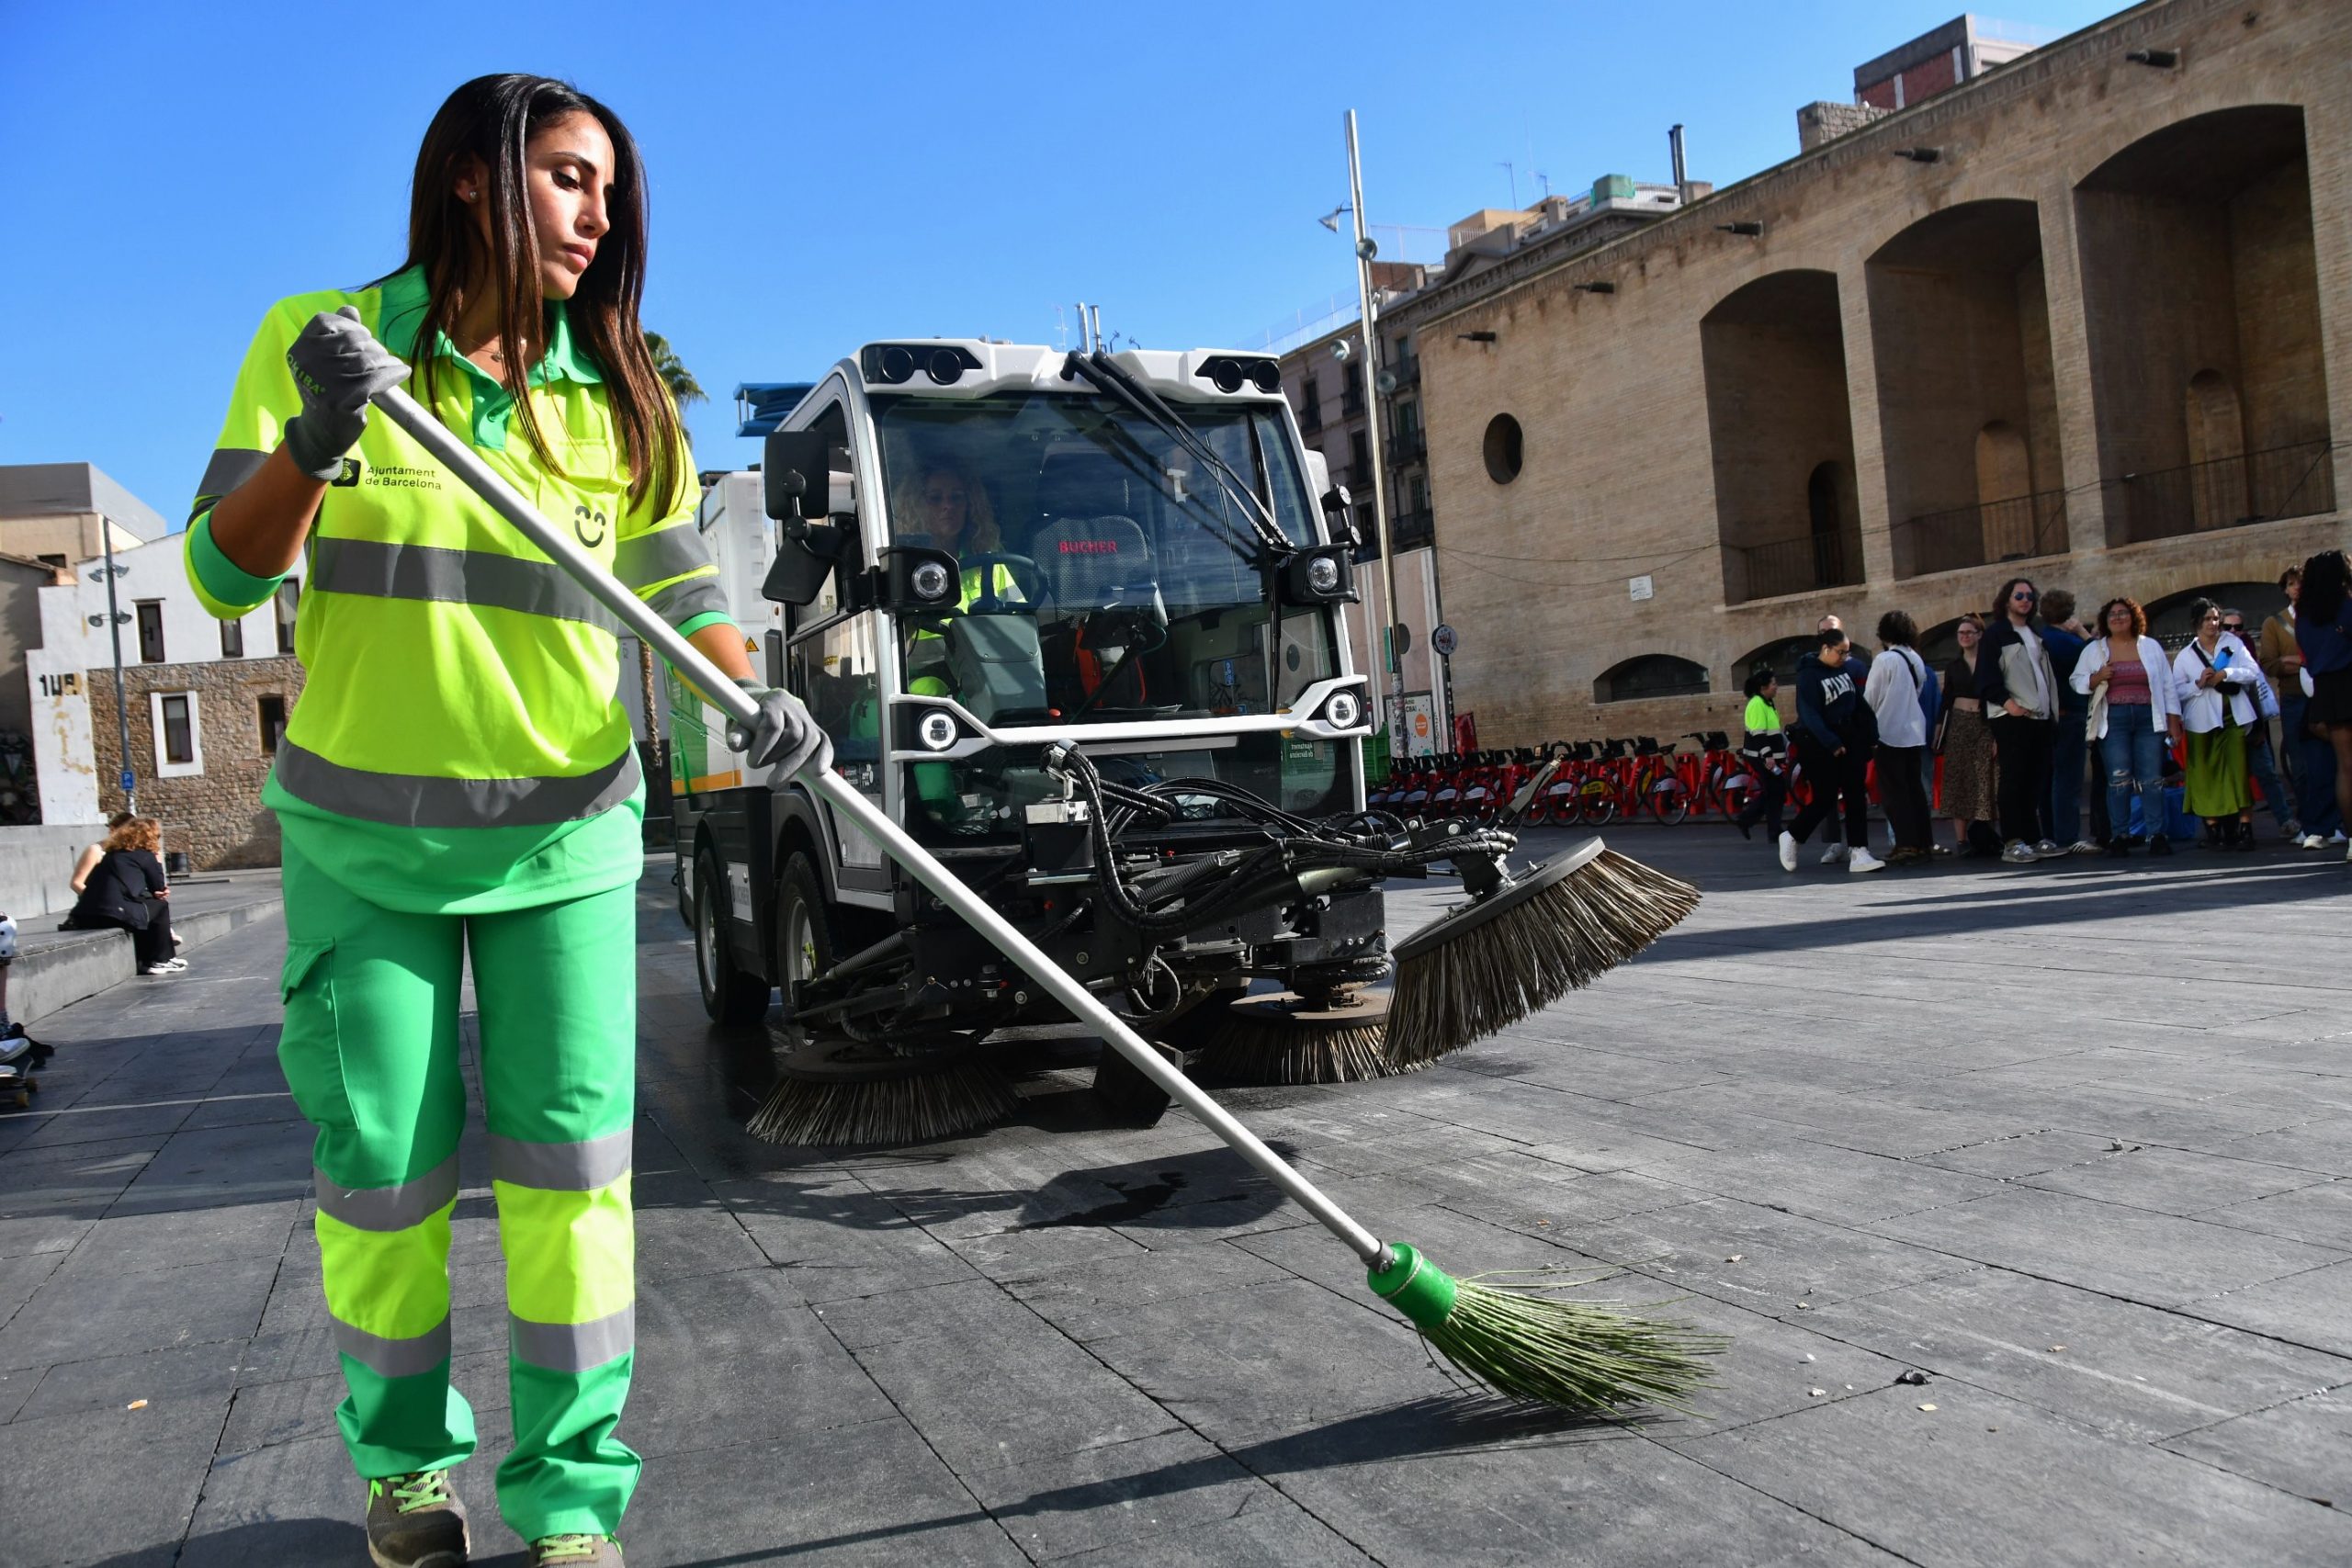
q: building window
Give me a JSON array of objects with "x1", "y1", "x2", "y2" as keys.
[
  {"x1": 1483, "y1": 414, "x2": 1524, "y2": 484},
  {"x1": 257, "y1": 694, "x2": 288, "y2": 755},
  {"x1": 38, "y1": 553, "x2": 67, "y2": 572},
  {"x1": 135, "y1": 601, "x2": 165, "y2": 663},
  {"x1": 151, "y1": 691, "x2": 203, "y2": 777},
  {"x1": 1594, "y1": 655, "x2": 1711, "y2": 704},
  {"x1": 277, "y1": 577, "x2": 300, "y2": 655},
  {"x1": 1350, "y1": 431, "x2": 1370, "y2": 480},
  {"x1": 220, "y1": 616, "x2": 244, "y2": 658}
]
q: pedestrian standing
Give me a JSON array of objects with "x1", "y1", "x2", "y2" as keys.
[
  {"x1": 1733, "y1": 669, "x2": 1790, "y2": 840},
  {"x1": 1977, "y1": 578, "x2": 2062, "y2": 863},
  {"x1": 1779, "y1": 627, "x2": 1883, "y2": 874},
  {"x1": 1813, "y1": 615, "x2": 1868, "y2": 863},
  {"x1": 1862, "y1": 611, "x2": 1933, "y2": 864},
  {"x1": 2262, "y1": 568, "x2": 2344, "y2": 849},
  {"x1": 2226, "y1": 609, "x2": 2297, "y2": 845},
  {"x1": 2073, "y1": 597, "x2": 2182, "y2": 857},
  {"x1": 2038, "y1": 589, "x2": 2098, "y2": 854},
  {"x1": 2294, "y1": 548, "x2": 2352, "y2": 863},
  {"x1": 2173, "y1": 599, "x2": 2258, "y2": 850},
  {"x1": 182, "y1": 75, "x2": 824, "y2": 1568},
  {"x1": 1939, "y1": 615, "x2": 1999, "y2": 855}
]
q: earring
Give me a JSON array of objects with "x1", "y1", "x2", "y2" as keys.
[{"x1": 461, "y1": 188, "x2": 477, "y2": 202}]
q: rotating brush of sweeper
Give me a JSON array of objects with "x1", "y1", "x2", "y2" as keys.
[
  {"x1": 747, "y1": 1033, "x2": 1020, "y2": 1147},
  {"x1": 1385, "y1": 834, "x2": 1700, "y2": 1071},
  {"x1": 1194, "y1": 985, "x2": 1398, "y2": 1086}
]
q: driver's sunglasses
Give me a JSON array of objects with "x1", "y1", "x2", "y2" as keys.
[{"x1": 2222, "y1": 621, "x2": 2245, "y2": 634}]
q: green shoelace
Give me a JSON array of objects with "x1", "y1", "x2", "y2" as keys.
[
  {"x1": 375, "y1": 1471, "x2": 455, "y2": 1514},
  {"x1": 535, "y1": 1535, "x2": 615, "y2": 1563}
]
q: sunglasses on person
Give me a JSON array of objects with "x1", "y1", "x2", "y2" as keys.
[
  {"x1": 2221, "y1": 620, "x2": 2245, "y2": 634},
  {"x1": 2010, "y1": 590, "x2": 2037, "y2": 604}
]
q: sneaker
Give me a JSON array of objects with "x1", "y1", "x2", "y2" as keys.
[
  {"x1": 2103, "y1": 840, "x2": 2131, "y2": 858},
  {"x1": 2034, "y1": 840, "x2": 2065, "y2": 858},
  {"x1": 1848, "y1": 849, "x2": 1887, "y2": 874},
  {"x1": 2068, "y1": 840, "x2": 2103, "y2": 856},
  {"x1": 365, "y1": 1470, "x2": 469, "y2": 1568},
  {"x1": 531, "y1": 1537, "x2": 623, "y2": 1567},
  {"x1": 159, "y1": 956, "x2": 188, "y2": 972},
  {"x1": 2332, "y1": 830, "x2": 2349, "y2": 845},
  {"x1": 141, "y1": 962, "x2": 179, "y2": 976},
  {"x1": 2301, "y1": 834, "x2": 2326, "y2": 850},
  {"x1": 2150, "y1": 835, "x2": 2175, "y2": 856},
  {"x1": 1778, "y1": 831, "x2": 1799, "y2": 873},
  {"x1": 2001, "y1": 840, "x2": 2040, "y2": 864},
  {"x1": 1820, "y1": 841, "x2": 1849, "y2": 864}
]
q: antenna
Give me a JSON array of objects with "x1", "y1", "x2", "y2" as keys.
[
  {"x1": 1496, "y1": 160, "x2": 1517, "y2": 207},
  {"x1": 1535, "y1": 171, "x2": 1551, "y2": 198}
]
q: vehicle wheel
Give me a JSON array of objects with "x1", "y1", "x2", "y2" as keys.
[
  {"x1": 1650, "y1": 784, "x2": 1690, "y2": 826},
  {"x1": 695, "y1": 851, "x2": 771, "y2": 1025},
  {"x1": 1578, "y1": 784, "x2": 1618, "y2": 827},
  {"x1": 772, "y1": 852, "x2": 837, "y2": 1040}
]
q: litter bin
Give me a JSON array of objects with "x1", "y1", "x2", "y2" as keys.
[{"x1": 164, "y1": 850, "x2": 192, "y2": 877}]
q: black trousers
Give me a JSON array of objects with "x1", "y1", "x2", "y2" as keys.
[
  {"x1": 1876, "y1": 743, "x2": 1932, "y2": 851},
  {"x1": 1791, "y1": 735, "x2": 1871, "y2": 848},
  {"x1": 1990, "y1": 715, "x2": 2055, "y2": 845}
]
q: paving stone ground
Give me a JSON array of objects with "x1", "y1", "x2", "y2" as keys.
[{"x1": 2, "y1": 827, "x2": 2347, "y2": 1566}]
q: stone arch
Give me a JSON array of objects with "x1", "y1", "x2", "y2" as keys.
[{"x1": 1593, "y1": 654, "x2": 1712, "y2": 705}]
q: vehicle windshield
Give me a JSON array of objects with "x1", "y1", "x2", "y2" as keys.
[{"x1": 871, "y1": 389, "x2": 1350, "y2": 835}]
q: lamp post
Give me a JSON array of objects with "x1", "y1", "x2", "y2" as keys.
[
  {"x1": 1341, "y1": 108, "x2": 1404, "y2": 762},
  {"x1": 85, "y1": 525, "x2": 135, "y2": 816}
]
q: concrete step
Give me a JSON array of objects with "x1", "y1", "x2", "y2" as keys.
[{"x1": 8, "y1": 888, "x2": 284, "y2": 1026}]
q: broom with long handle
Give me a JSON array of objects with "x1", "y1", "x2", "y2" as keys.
[{"x1": 370, "y1": 383, "x2": 1723, "y2": 1412}]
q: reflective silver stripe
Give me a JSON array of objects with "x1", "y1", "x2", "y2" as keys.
[
  {"x1": 313, "y1": 1154, "x2": 460, "y2": 1232},
  {"x1": 274, "y1": 740, "x2": 639, "y2": 829},
  {"x1": 645, "y1": 574, "x2": 729, "y2": 628},
  {"x1": 312, "y1": 536, "x2": 620, "y2": 633},
  {"x1": 191, "y1": 447, "x2": 268, "y2": 520},
  {"x1": 511, "y1": 1304, "x2": 634, "y2": 1372},
  {"x1": 615, "y1": 525, "x2": 710, "y2": 589},
  {"x1": 333, "y1": 1315, "x2": 451, "y2": 1379},
  {"x1": 487, "y1": 1130, "x2": 633, "y2": 1192}
]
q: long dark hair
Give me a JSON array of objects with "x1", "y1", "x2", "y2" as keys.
[
  {"x1": 392, "y1": 74, "x2": 681, "y2": 511},
  {"x1": 2304, "y1": 548, "x2": 2350, "y2": 624},
  {"x1": 1991, "y1": 576, "x2": 2037, "y2": 621}
]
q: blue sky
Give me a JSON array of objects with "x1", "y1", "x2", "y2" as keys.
[{"x1": 3, "y1": 0, "x2": 2121, "y2": 523}]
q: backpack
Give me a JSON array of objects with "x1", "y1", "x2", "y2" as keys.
[{"x1": 1909, "y1": 650, "x2": 1939, "y2": 736}]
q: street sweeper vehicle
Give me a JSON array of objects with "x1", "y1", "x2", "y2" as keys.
[{"x1": 666, "y1": 342, "x2": 1698, "y2": 1147}]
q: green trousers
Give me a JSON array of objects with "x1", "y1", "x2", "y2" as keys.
[{"x1": 278, "y1": 843, "x2": 639, "y2": 1540}]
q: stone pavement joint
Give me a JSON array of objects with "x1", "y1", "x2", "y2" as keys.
[{"x1": 1, "y1": 829, "x2": 2348, "y2": 1564}]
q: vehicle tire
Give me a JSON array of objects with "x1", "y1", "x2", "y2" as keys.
[
  {"x1": 1577, "y1": 783, "x2": 1618, "y2": 828},
  {"x1": 1650, "y1": 782, "x2": 1690, "y2": 826},
  {"x1": 695, "y1": 850, "x2": 771, "y2": 1026},
  {"x1": 772, "y1": 852, "x2": 837, "y2": 1039}
]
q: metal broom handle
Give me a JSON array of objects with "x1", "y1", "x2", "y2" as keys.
[{"x1": 371, "y1": 385, "x2": 1394, "y2": 1269}]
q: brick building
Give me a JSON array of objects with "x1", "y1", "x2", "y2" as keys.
[{"x1": 1410, "y1": 0, "x2": 2347, "y2": 746}]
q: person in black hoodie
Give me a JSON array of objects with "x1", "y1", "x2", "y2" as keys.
[
  {"x1": 1779, "y1": 627, "x2": 1883, "y2": 873},
  {"x1": 64, "y1": 816, "x2": 181, "y2": 975}
]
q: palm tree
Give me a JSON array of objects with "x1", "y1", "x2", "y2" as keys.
[{"x1": 643, "y1": 331, "x2": 707, "y2": 410}]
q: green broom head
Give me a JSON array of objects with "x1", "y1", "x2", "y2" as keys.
[
  {"x1": 1385, "y1": 838, "x2": 1699, "y2": 1069},
  {"x1": 1368, "y1": 1244, "x2": 1725, "y2": 1414}
]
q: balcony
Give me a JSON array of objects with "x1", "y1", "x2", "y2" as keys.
[
  {"x1": 1297, "y1": 400, "x2": 1323, "y2": 434},
  {"x1": 1390, "y1": 508, "x2": 1433, "y2": 550},
  {"x1": 1390, "y1": 355, "x2": 1421, "y2": 389},
  {"x1": 1724, "y1": 532, "x2": 1862, "y2": 604},
  {"x1": 2103, "y1": 440, "x2": 2336, "y2": 545},
  {"x1": 1893, "y1": 490, "x2": 2068, "y2": 578},
  {"x1": 1387, "y1": 426, "x2": 1426, "y2": 466}
]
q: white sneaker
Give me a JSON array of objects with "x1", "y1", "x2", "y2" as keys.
[
  {"x1": 1848, "y1": 849, "x2": 1886, "y2": 874},
  {"x1": 141, "y1": 962, "x2": 177, "y2": 976},
  {"x1": 1821, "y1": 842, "x2": 1849, "y2": 864},
  {"x1": 2301, "y1": 834, "x2": 2326, "y2": 850},
  {"x1": 1778, "y1": 831, "x2": 1799, "y2": 873},
  {"x1": 2068, "y1": 840, "x2": 2102, "y2": 856}
]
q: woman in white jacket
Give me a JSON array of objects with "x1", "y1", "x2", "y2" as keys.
[
  {"x1": 2171, "y1": 597, "x2": 2260, "y2": 848},
  {"x1": 2075, "y1": 597, "x2": 2185, "y2": 856}
]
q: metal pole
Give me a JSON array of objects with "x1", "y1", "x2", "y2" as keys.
[
  {"x1": 370, "y1": 382, "x2": 1396, "y2": 1268},
  {"x1": 1345, "y1": 109, "x2": 1404, "y2": 759},
  {"x1": 100, "y1": 525, "x2": 133, "y2": 816}
]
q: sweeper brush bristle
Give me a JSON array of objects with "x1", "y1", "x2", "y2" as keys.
[
  {"x1": 1195, "y1": 990, "x2": 1407, "y2": 1085},
  {"x1": 1386, "y1": 844, "x2": 1699, "y2": 1070},
  {"x1": 1370, "y1": 1245, "x2": 1725, "y2": 1414},
  {"x1": 746, "y1": 1058, "x2": 1020, "y2": 1146}
]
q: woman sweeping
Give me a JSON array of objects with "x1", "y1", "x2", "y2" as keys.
[{"x1": 184, "y1": 74, "x2": 815, "y2": 1568}]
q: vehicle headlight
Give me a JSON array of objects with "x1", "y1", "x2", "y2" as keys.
[
  {"x1": 910, "y1": 560, "x2": 953, "y2": 602},
  {"x1": 1306, "y1": 555, "x2": 1341, "y2": 594},
  {"x1": 917, "y1": 711, "x2": 960, "y2": 750},
  {"x1": 1322, "y1": 690, "x2": 1362, "y2": 730}
]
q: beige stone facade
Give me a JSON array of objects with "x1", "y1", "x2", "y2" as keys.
[
  {"x1": 87, "y1": 656, "x2": 303, "y2": 871},
  {"x1": 1416, "y1": 0, "x2": 2351, "y2": 747}
]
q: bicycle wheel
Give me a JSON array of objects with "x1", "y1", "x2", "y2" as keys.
[
  {"x1": 1649, "y1": 779, "x2": 1691, "y2": 826},
  {"x1": 1577, "y1": 779, "x2": 1619, "y2": 827}
]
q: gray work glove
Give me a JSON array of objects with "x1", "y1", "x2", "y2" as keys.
[
  {"x1": 729, "y1": 679, "x2": 832, "y2": 778},
  {"x1": 283, "y1": 306, "x2": 410, "y2": 480}
]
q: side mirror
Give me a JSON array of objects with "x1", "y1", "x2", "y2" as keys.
[{"x1": 763, "y1": 429, "x2": 831, "y2": 522}]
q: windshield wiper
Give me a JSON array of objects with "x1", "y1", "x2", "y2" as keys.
[{"x1": 1062, "y1": 350, "x2": 1297, "y2": 560}]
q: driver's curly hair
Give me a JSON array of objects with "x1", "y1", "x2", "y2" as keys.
[{"x1": 891, "y1": 460, "x2": 1001, "y2": 552}]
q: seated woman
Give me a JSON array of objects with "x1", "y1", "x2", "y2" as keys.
[{"x1": 65, "y1": 816, "x2": 183, "y2": 976}]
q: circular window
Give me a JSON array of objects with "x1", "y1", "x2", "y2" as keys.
[{"x1": 1483, "y1": 414, "x2": 1523, "y2": 484}]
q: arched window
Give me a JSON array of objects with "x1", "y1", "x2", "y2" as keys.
[
  {"x1": 2185, "y1": 369, "x2": 2248, "y2": 530},
  {"x1": 1594, "y1": 654, "x2": 1711, "y2": 704},
  {"x1": 2143, "y1": 581, "x2": 2287, "y2": 650},
  {"x1": 1734, "y1": 637, "x2": 1816, "y2": 690}
]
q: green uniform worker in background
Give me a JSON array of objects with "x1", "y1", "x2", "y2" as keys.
[{"x1": 185, "y1": 75, "x2": 822, "y2": 1568}]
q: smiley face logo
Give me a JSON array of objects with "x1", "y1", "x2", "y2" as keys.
[{"x1": 573, "y1": 503, "x2": 609, "y2": 548}]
